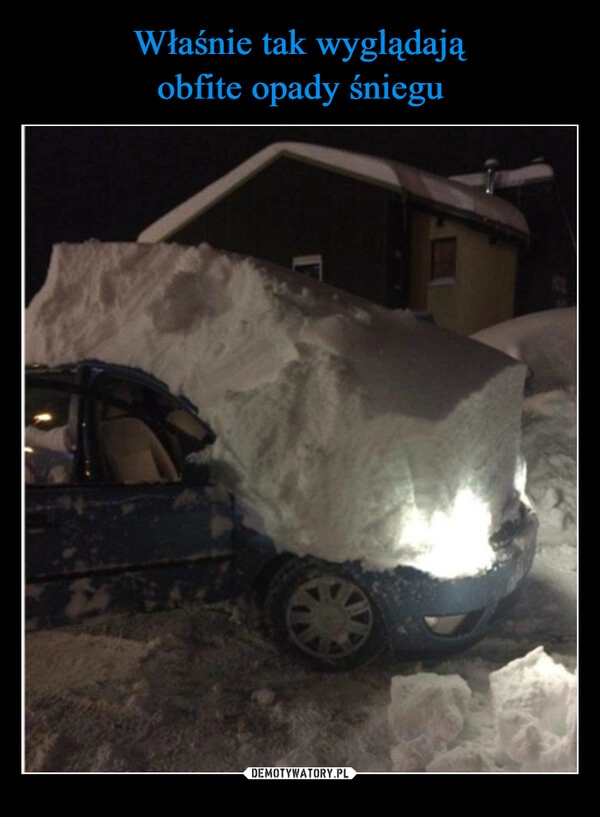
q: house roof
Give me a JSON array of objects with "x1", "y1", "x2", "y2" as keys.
[
  {"x1": 450, "y1": 161, "x2": 555, "y2": 190},
  {"x1": 137, "y1": 141, "x2": 530, "y2": 243}
]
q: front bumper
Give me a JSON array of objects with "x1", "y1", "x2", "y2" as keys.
[{"x1": 349, "y1": 504, "x2": 538, "y2": 654}]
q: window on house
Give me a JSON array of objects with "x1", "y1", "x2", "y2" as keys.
[
  {"x1": 293, "y1": 254, "x2": 323, "y2": 282},
  {"x1": 431, "y1": 238, "x2": 457, "y2": 282}
]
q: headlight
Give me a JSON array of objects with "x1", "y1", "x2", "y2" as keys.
[{"x1": 396, "y1": 488, "x2": 495, "y2": 580}]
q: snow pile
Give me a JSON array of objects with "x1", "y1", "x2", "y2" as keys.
[
  {"x1": 473, "y1": 308, "x2": 577, "y2": 555},
  {"x1": 26, "y1": 241, "x2": 527, "y2": 575},
  {"x1": 489, "y1": 647, "x2": 577, "y2": 772},
  {"x1": 471, "y1": 308, "x2": 576, "y2": 394},
  {"x1": 521, "y1": 389, "x2": 577, "y2": 552},
  {"x1": 387, "y1": 648, "x2": 577, "y2": 772},
  {"x1": 388, "y1": 672, "x2": 474, "y2": 771}
]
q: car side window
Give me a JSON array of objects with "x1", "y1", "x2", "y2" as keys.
[
  {"x1": 87, "y1": 374, "x2": 209, "y2": 486},
  {"x1": 25, "y1": 383, "x2": 77, "y2": 486}
]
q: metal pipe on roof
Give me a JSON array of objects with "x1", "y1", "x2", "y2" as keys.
[{"x1": 484, "y1": 158, "x2": 500, "y2": 195}]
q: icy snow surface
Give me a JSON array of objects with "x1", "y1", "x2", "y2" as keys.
[{"x1": 26, "y1": 241, "x2": 527, "y2": 576}]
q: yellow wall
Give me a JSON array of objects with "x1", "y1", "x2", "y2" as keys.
[
  {"x1": 458, "y1": 230, "x2": 517, "y2": 334},
  {"x1": 410, "y1": 214, "x2": 518, "y2": 335}
]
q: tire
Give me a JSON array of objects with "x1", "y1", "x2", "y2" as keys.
[{"x1": 264, "y1": 558, "x2": 387, "y2": 670}]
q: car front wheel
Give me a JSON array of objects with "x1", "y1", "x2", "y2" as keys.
[{"x1": 264, "y1": 558, "x2": 387, "y2": 670}]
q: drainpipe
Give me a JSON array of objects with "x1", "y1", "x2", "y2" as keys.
[{"x1": 484, "y1": 158, "x2": 499, "y2": 195}]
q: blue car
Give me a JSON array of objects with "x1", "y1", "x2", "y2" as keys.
[{"x1": 25, "y1": 361, "x2": 537, "y2": 669}]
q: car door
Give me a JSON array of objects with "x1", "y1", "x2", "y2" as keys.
[{"x1": 25, "y1": 365, "x2": 237, "y2": 626}]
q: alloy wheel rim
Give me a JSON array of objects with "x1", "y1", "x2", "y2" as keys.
[{"x1": 286, "y1": 576, "x2": 373, "y2": 659}]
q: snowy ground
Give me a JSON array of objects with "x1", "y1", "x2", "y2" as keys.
[{"x1": 24, "y1": 249, "x2": 577, "y2": 774}]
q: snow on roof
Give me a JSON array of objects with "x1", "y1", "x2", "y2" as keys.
[
  {"x1": 137, "y1": 142, "x2": 529, "y2": 242},
  {"x1": 450, "y1": 162, "x2": 555, "y2": 190},
  {"x1": 26, "y1": 241, "x2": 527, "y2": 575}
]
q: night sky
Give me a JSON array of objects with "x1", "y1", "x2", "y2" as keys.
[{"x1": 24, "y1": 125, "x2": 577, "y2": 304}]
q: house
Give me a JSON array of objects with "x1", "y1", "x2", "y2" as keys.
[
  {"x1": 138, "y1": 142, "x2": 530, "y2": 336},
  {"x1": 451, "y1": 159, "x2": 576, "y2": 314}
]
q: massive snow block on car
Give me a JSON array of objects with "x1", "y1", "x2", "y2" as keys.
[{"x1": 26, "y1": 242, "x2": 527, "y2": 578}]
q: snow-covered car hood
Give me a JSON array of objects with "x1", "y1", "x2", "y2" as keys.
[{"x1": 26, "y1": 242, "x2": 528, "y2": 577}]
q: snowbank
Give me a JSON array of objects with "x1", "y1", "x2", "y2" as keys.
[
  {"x1": 489, "y1": 646, "x2": 577, "y2": 772},
  {"x1": 471, "y1": 308, "x2": 576, "y2": 393},
  {"x1": 473, "y1": 308, "x2": 577, "y2": 555},
  {"x1": 388, "y1": 672, "x2": 473, "y2": 771},
  {"x1": 522, "y1": 389, "x2": 577, "y2": 553},
  {"x1": 388, "y1": 648, "x2": 577, "y2": 772},
  {"x1": 26, "y1": 242, "x2": 527, "y2": 575}
]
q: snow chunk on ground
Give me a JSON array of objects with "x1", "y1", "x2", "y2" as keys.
[
  {"x1": 388, "y1": 673, "x2": 471, "y2": 771},
  {"x1": 426, "y1": 745, "x2": 495, "y2": 772},
  {"x1": 387, "y1": 648, "x2": 577, "y2": 772},
  {"x1": 489, "y1": 647, "x2": 577, "y2": 772},
  {"x1": 26, "y1": 242, "x2": 527, "y2": 574}
]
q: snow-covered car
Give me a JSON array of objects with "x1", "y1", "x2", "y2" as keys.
[
  {"x1": 25, "y1": 358, "x2": 537, "y2": 670},
  {"x1": 25, "y1": 242, "x2": 541, "y2": 669}
]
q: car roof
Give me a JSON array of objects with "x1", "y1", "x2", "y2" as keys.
[{"x1": 26, "y1": 360, "x2": 200, "y2": 416}]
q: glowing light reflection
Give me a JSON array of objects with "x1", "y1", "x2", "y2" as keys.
[
  {"x1": 514, "y1": 454, "x2": 531, "y2": 508},
  {"x1": 397, "y1": 488, "x2": 495, "y2": 579}
]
